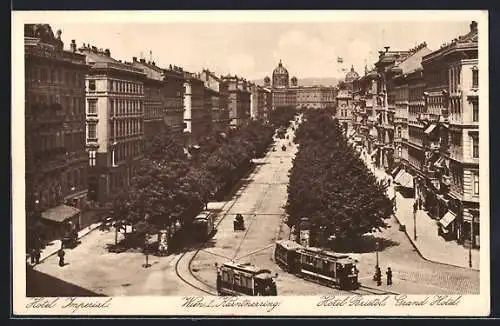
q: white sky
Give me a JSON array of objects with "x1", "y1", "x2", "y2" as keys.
[{"x1": 50, "y1": 20, "x2": 472, "y2": 80}]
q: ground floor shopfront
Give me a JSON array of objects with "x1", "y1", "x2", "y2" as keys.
[{"x1": 397, "y1": 163, "x2": 480, "y2": 249}]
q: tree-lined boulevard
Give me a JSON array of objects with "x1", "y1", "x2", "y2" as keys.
[{"x1": 28, "y1": 109, "x2": 479, "y2": 296}]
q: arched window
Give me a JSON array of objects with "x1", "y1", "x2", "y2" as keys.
[{"x1": 471, "y1": 66, "x2": 479, "y2": 88}]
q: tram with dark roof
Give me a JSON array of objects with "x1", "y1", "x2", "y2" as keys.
[
  {"x1": 216, "y1": 262, "x2": 278, "y2": 296},
  {"x1": 274, "y1": 240, "x2": 359, "y2": 290}
]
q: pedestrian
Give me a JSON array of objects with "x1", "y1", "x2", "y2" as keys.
[
  {"x1": 57, "y1": 247, "x2": 65, "y2": 267},
  {"x1": 30, "y1": 248, "x2": 36, "y2": 265},
  {"x1": 386, "y1": 267, "x2": 393, "y2": 286},
  {"x1": 376, "y1": 266, "x2": 382, "y2": 286},
  {"x1": 35, "y1": 248, "x2": 41, "y2": 264}
]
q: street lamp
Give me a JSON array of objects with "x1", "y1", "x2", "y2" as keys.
[
  {"x1": 469, "y1": 214, "x2": 474, "y2": 268},
  {"x1": 375, "y1": 239, "x2": 379, "y2": 268},
  {"x1": 413, "y1": 204, "x2": 418, "y2": 241}
]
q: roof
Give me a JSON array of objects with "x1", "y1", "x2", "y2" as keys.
[
  {"x1": 394, "y1": 46, "x2": 432, "y2": 75},
  {"x1": 345, "y1": 66, "x2": 359, "y2": 82},
  {"x1": 222, "y1": 262, "x2": 273, "y2": 275},
  {"x1": 423, "y1": 22, "x2": 478, "y2": 63},
  {"x1": 41, "y1": 204, "x2": 81, "y2": 223},
  {"x1": 275, "y1": 240, "x2": 303, "y2": 250},
  {"x1": 273, "y1": 60, "x2": 289, "y2": 76}
]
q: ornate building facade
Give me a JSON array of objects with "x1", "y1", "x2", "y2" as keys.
[
  {"x1": 25, "y1": 24, "x2": 89, "y2": 236},
  {"x1": 264, "y1": 60, "x2": 337, "y2": 111},
  {"x1": 78, "y1": 44, "x2": 146, "y2": 204},
  {"x1": 419, "y1": 21, "x2": 479, "y2": 247}
]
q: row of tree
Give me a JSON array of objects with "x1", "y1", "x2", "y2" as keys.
[
  {"x1": 286, "y1": 109, "x2": 393, "y2": 248},
  {"x1": 269, "y1": 106, "x2": 296, "y2": 130},
  {"x1": 110, "y1": 121, "x2": 275, "y2": 245}
]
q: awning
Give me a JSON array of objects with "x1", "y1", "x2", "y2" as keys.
[
  {"x1": 394, "y1": 169, "x2": 405, "y2": 182},
  {"x1": 41, "y1": 204, "x2": 81, "y2": 223},
  {"x1": 439, "y1": 211, "x2": 457, "y2": 228},
  {"x1": 390, "y1": 165, "x2": 402, "y2": 177},
  {"x1": 395, "y1": 170, "x2": 414, "y2": 188},
  {"x1": 424, "y1": 124, "x2": 437, "y2": 134}
]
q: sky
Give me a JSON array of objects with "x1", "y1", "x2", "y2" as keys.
[{"x1": 51, "y1": 21, "x2": 472, "y2": 81}]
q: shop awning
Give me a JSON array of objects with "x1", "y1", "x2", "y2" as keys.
[
  {"x1": 394, "y1": 169, "x2": 405, "y2": 181},
  {"x1": 439, "y1": 211, "x2": 457, "y2": 228},
  {"x1": 390, "y1": 165, "x2": 402, "y2": 177},
  {"x1": 41, "y1": 204, "x2": 81, "y2": 223},
  {"x1": 395, "y1": 170, "x2": 414, "y2": 188},
  {"x1": 424, "y1": 124, "x2": 437, "y2": 134}
]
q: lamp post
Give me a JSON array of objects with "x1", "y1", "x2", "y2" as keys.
[
  {"x1": 469, "y1": 214, "x2": 473, "y2": 268},
  {"x1": 413, "y1": 205, "x2": 418, "y2": 241},
  {"x1": 375, "y1": 239, "x2": 379, "y2": 268}
]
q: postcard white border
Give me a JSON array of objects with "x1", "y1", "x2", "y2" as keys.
[{"x1": 11, "y1": 10, "x2": 490, "y2": 317}]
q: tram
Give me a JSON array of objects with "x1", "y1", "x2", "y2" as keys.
[
  {"x1": 274, "y1": 240, "x2": 359, "y2": 290},
  {"x1": 216, "y1": 262, "x2": 278, "y2": 296},
  {"x1": 192, "y1": 212, "x2": 216, "y2": 241}
]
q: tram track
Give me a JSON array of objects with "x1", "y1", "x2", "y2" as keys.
[
  {"x1": 348, "y1": 285, "x2": 400, "y2": 296},
  {"x1": 174, "y1": 149, "x2": 275, "y2": 295}
]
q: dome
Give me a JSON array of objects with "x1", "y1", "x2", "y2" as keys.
[
  {"x1": 273, "y1": 60, "x2": 289, "y2": 76},
  {"x1": 272, "y1": 59, "x2": 290, "y2": 88},
  {"x1": 345, "y1": 65, "x2": 359, "y2": 83}
]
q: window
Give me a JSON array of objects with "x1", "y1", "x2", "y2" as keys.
[
  {"x1": 472, "y1": 100, "x2": 479, "y2": 122},
  {"x1": 88, "y1": 99, "x2": 97, "y2": 115},
  {"x1": 397, "y1": 127, "x2": 402, "y2": 138},
  {"x1": 89, "y1": 80, "x2": 96, "y2": 91},
  {"x1": 472, "y1": 67, "x2": 478, "y2": 88},
  {"x1": 473, "y1": 173, "x2": 479, "y2": 195},
  {"x1": 472, "y1": 137, "x2": 479, "y2": 158},
  {"x1": 87, "y1": 124, "x2": 97, "y2": 140},
  {"x1": 89, "y1": 150, "x2": 96, "y2": 167}
]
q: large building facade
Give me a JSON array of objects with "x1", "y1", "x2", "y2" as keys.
[
  {"x1": 419, "y1": 21, "x2": 479, "y2": 247},
  {"x1": 200, "y1": 69, "x2": 229, "y2": 132},
  {"x1": 183, "y1": 71, "x2": 211, "y2": 140},
  {"x1": 348, "y1": 21, "x2": 480, "y2": 249},
  {"x1": 25, "y1": 24, "x2": 89, "y2": 237},
  {"x1": 131, "y1": 58, "x2": 164, "y2": 138},
  {"x1": 79, "y1": 45, "x2": 146, "y2": 204},
  {"x1": 222, "y1": 75, "x2": 251, "y2": 127},
  {"x1": 162, "y1": 65, "x2": 185, "y2": 132},
  {"x1": 263, "y1": 60, "x2": 337, "y2": 111}
]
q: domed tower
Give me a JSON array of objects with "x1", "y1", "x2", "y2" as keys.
[
  {"x1": 264, "y1": 76, "x2": 271, "y2": 87},
  {"x1": 272, "y1": 59, "x2": 289, "y2": 88},
  {"x1": 345, "y1": 65, "x2": 359, "y2": 83},
  {"x1": 291, "y1": 76, "x2": 298, "y2": 87}
]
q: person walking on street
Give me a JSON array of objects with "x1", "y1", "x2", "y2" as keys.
[
  {"x1": 386, "y1": 267, "x2": 393, "y2": 286},
  {"x1": 57, "y1": 247, "x2": 65, "y2": 267},
  {"x1": 374, "y1": 266, "x2": 382, "y2": 286},
  {"x1": 35, "y1": 248, "x2": 41, "y2": 264},
  {"x1": 30, "y1": 248, "x2": 36, "y2": 265}
]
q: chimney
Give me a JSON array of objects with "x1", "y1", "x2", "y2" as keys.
[
  {"x1": 133, "y1": 57, "x2": 137, "y2": 62},
  {"x1": 384, "y1": 46, "x2": 390, "y2": 52},
  {"x1": 140, "y1": 58, "x2": 146, "y2": 63},
  {"x1": 70, "y1": 40, "x2": 77, "y2": 52},
  {"x1": 152, "y1": 61, "x2": 155, "y2": 66},
  {"x1": 104, "y1": 49, "x2": 111, "y2": 57},
  {"x1": 470, "y1": 21, "x2": 478, "y2": 32}
]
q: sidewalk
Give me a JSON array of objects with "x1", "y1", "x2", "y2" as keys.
[
  {"x1": 27, "y1": 222, "x2": 103, "y2": 266},
  {"x1": 361, "y1": 154, "x2": 480, "y2": 271}
]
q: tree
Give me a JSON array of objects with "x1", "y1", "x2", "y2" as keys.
[{"x1": 286, "y1": 109, "x2": 393, "y2": 248}]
